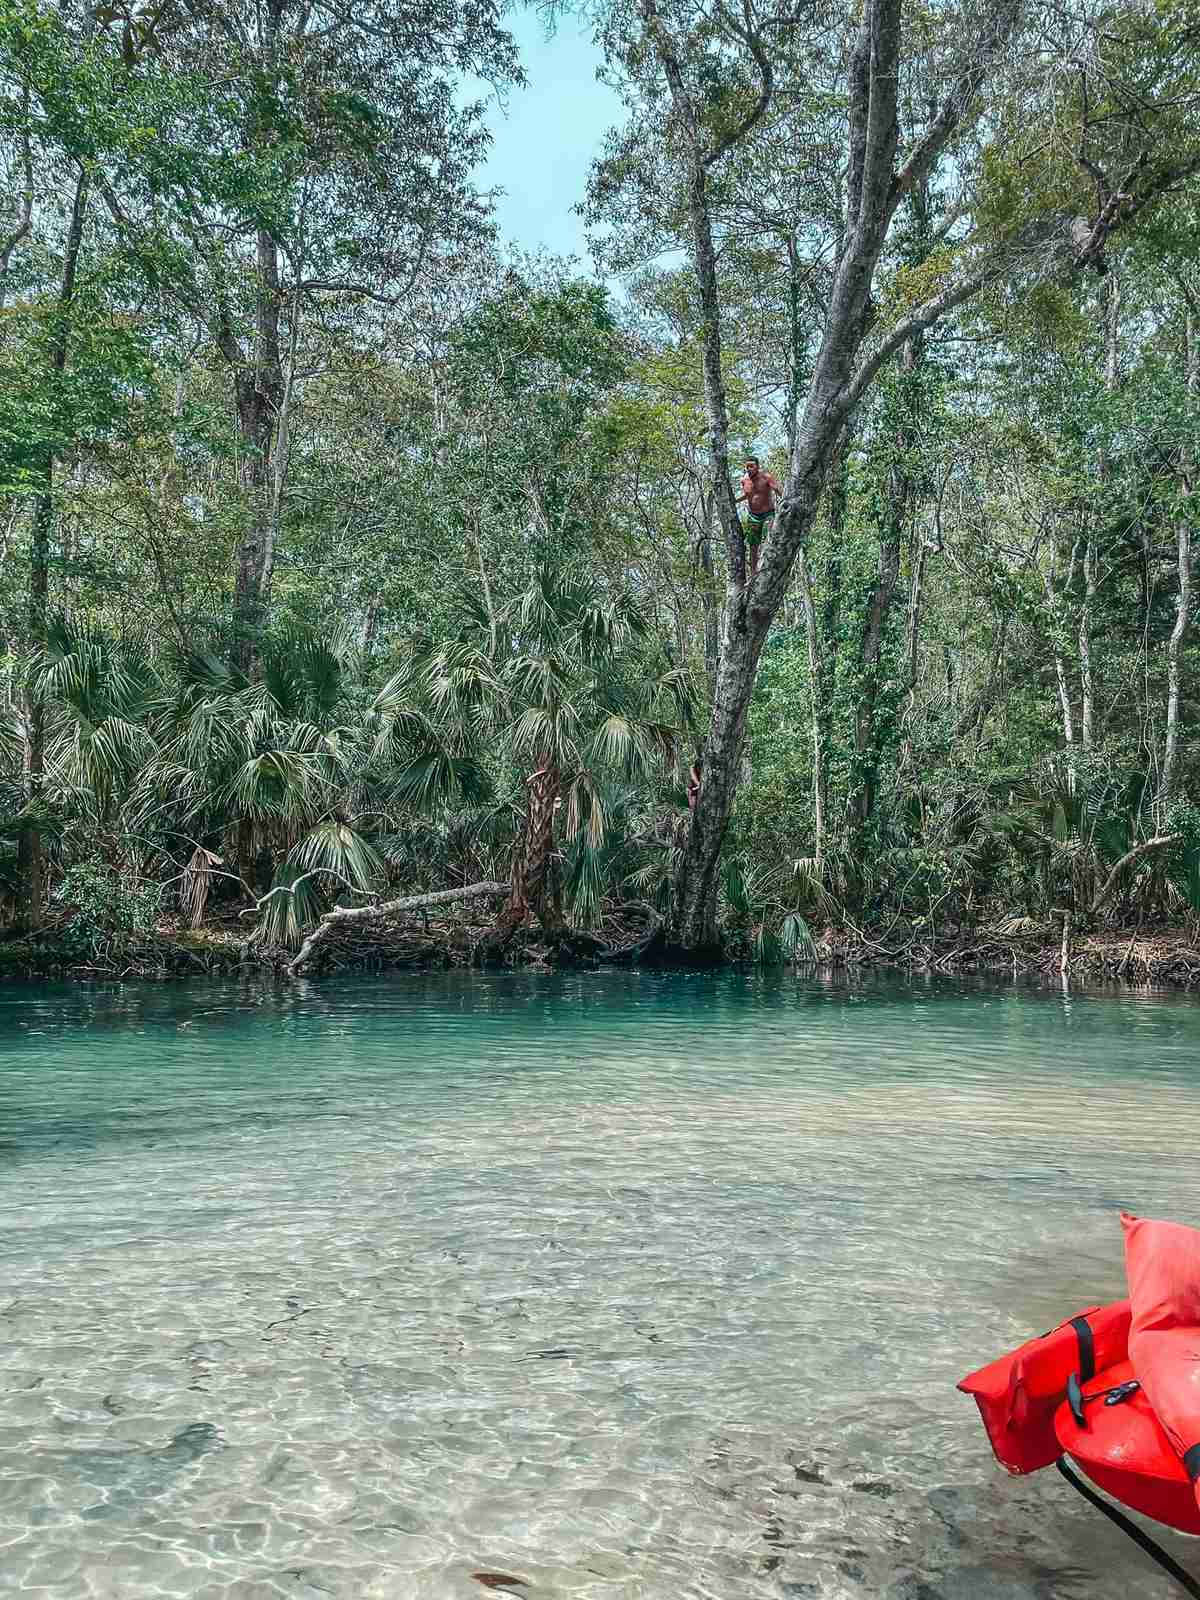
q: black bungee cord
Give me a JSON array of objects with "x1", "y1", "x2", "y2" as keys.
[{"x1": 1056, "y1": 1457, "x2": 1200, "y2": 1599}]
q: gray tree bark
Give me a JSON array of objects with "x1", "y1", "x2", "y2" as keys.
[
  {"x1": 224, "y1": 226, "x2": 285, "y2": 674},
  {"x1": 797, "y1": 548, "x2": 827, "y2": 871},
  {"x1": 1160, "y1": 299, "x2": 1196, "y2": 815},
  {"x1": 19, "y1": 169, "x2": 90, "y2": 927},
  {"x1": 663, "y1": 0, "x2": 1024, "y2": 948}
]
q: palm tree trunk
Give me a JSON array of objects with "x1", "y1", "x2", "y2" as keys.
[
  {"x1": 488, "y1": 762, "x2": 561, "y2": 949},
  {"x1": 523, "y1": 763, "x2": 561, "y2": 932}
]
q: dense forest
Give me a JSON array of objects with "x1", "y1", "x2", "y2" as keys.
[{"x1": 1, "y1": 0, "x2": 1199, "y2": 975}]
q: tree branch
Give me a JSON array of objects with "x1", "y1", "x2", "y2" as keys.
[
  {"x1": 855, "y1": 0, "x2": 902, "y2": 237},
  {"x1": 0, "y1": 108, "x2": 33, "y2": 304},
  {"x1": 705, "y1": 0, "x2": 773, "y2": 170},
  {"x1": 891, "y1": 0, "x2": 1023, "y2": 210},
  {"x1": 844, "y1": 2, "x2": 874, "y2": 230},
  {"x1": 298, "y1": 278, "x2": 402, "y2": 306},
  {"x1": 835, "y1": 259, "x2": 1001, "y2": 426},
  {"x1": 287, "y1": 880, "x2": 508, "y2": 975},
  {"x1": 1091, "y1": 835, "x2": 1181, "y2": 914}
]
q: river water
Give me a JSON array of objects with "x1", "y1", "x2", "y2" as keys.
[{"x1": 1, "y1": 972, "x2": 1199, "y2": 1600}]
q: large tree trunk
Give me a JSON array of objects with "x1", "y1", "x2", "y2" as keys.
[
  {"x1": 646, "y1": 0, "x2": 1023, "y2": 949},
  {"x1": 522, "y1": 762, "x2": 562, "y2": 932},
  {"x1": 18, "y1": 169, "x2": 89, "y2": 927},
  {"x1": 229, "y1": 227, "x2": 284, "y2": 672},
  {"x1": 489, "y1": 762, "x2": 563, "y2": 949},
  {"x1": 1078, "y1": 536, "x2": 1097, "y2": 751},
  {"x1": 699, "y1": 498, "x2": 720, "y2": 692},
  {"x1": 1160, "y1": 300, "x2": 1196, "y2": 815},
  {"x1": 797, "y1": 549, "x2": 827, "y2": 871}
]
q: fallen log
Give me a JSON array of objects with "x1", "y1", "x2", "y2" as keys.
[
  {"x1": 287, "y1": 881, "x2": 508, "y2": 977},
  {"x1": 1091, "y1": 835, "x2": 1182, "y2": 914}
]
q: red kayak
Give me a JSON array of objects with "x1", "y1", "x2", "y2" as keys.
[{"x1": 960, "y1": 1216, "x2": 1200, "y2": 1595}]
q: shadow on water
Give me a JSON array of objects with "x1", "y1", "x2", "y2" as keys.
[{"x1": 31, "y1": 1423, "x2": 222, "y2": 1525}]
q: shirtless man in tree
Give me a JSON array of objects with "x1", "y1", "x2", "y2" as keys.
[{"x1": 734, "y1": 457, "x2": 781, "y2": 576}]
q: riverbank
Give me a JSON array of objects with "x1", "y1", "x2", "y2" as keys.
[
  {"x1": 1, "y1": 909, "x2": 1198, "y2": 988},
  {"x1": 810, "y1": 923, "x2": 1200, "y2": 988}
]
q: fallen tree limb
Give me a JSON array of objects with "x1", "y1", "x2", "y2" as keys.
[
  {"x1": 288, "y1": 881, "x2": 508, "y2": 977},
  {"x1": 604, "y1": 902, "x2": 664, "y2": 962},
  {"x1": 1091, "y1": 835, "x2": 1181, "y2": 914}
]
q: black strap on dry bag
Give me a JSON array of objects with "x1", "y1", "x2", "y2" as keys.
[{"x1": 1069, "y1": 1315, "x2": 1097, "y2": 1382}]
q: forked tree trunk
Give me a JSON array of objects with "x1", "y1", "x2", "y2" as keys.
[{"x1": 647, "y1": 0, "x2": 1024, "y2": 949}]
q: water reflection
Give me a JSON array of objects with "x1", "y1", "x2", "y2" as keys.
[{"x1": 0, "y1": 972, "x2": 1198, "y2": 1597}]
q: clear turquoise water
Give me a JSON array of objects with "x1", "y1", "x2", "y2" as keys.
[{"x1": 1, "y1": 971, "x2": 1199, "y2": 1600}]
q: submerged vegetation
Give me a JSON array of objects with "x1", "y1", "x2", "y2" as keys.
[{"x1": 1, "y1": 0, "x2": 1199, "y2": 976}]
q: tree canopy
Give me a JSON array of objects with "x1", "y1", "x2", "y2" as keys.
[{"x1": 1, "y1": 0, "x2": 1198, "y2": 971}]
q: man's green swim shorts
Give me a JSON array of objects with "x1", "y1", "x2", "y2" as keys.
[{"x1": 745, "y1": 508, "x2": 774, "y2": 545}]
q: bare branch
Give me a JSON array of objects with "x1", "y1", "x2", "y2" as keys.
[
  {"x1": 891, "y1": 0, "x2": 1023, "y2": 209},
  {"x1": 836, "y1": 259, "x2": 1000, "y2": 426},
  {"x1": 1091, "y1": 836, "x2": 1181, "y2": 914},
  {"x1": 0, "y1": 106, "x2": 34, "y2": 306},
  {"x1": 287, "y1": 880, "x2": 508, "y2": 976},
  {"x1": 298, "y1": 279, "x2": 407, "y2": 307},
  {"x1": 705, "y1": 0, "x2": 773, "y2": 170}
]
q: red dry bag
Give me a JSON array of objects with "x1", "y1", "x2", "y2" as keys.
[
  {"x1": 959, "y1": 1300, "x2": 1131, "y2": 1474},
  {"x1": 1123, "y1": 1212, "x2": 1200, "y2": 1506}
]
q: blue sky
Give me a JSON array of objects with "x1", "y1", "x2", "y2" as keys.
[{"x1": 477, "y1": 10, "x2": 623, "y2": 269}]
